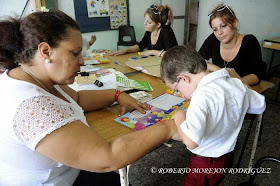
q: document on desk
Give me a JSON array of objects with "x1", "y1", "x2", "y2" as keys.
[
  {"x1": 114, "y1": 93, "x2": 189, "y2": 131},
  {"x1": 125, "y1": 56, "x2": 161, "y2": 77},
  {"x1": 148, "y1": 93, "x2": 186, "y2": 110}
]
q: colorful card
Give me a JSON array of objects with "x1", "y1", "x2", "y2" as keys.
[{"x1": 114, "y1": 94, "x2": 189, "y2": 131}]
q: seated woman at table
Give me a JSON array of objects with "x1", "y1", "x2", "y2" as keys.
[
  {"x1": 0, "y1": 10, "x2": 178, "y2": 186},
  {"x1": 198, "y1": 3, "x2": 264, "y2": 86},
  {"x1": 110, "y1": 4, "x2": 178, "y2": 57}
]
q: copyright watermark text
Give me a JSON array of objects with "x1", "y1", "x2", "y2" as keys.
[{"x1": 150, "y1": 167, "x2": 271, "y2": 175}]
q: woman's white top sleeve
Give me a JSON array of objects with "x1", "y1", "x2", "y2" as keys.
[
  {"x1": 0, "y1": 71, "x2": 88, "y2": 185},
  {"x1": 13, "y1": 95, "x2": 81, "y2": 150}
]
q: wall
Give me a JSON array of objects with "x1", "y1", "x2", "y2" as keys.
[
  {"x1": 58, "y1": 0, "x2": 186, "y2": 51},
  {"x1": 0, "y1": 0, "x2": 185, "y2": 51},
  {"x1": 196, "y1": 0, "x2": 280, "y2": 63},
  {"x1": 0, "y1": 0, "x2": 35, "y2": 19}
]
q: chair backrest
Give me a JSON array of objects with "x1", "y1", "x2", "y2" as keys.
[
  {"x1": 260, "y1": 61, "x2": 268, "y2": 81},
  {"x1": 238, "y1": 156, "x2": 280, "y2": 186},
  {"x1": 118, "y1": 26, "x2": 137, "y2": 46}
]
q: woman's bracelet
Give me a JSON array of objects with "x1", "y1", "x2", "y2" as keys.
[
  {"x1": 158, "y1": 49, "x2": 164, "y2": 57},
  {"x1": 114, "y1": 88, "x2": 124, "y2": 102}
]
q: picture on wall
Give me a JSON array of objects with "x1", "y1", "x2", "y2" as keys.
[
  {"x1": 86, "y1": 0, "x2": 110, "y2": 17},
  {"x1": 109, "y1": 0, "x2": 127, "y2": 29}
]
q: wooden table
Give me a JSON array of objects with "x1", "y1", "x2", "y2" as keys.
[
  {"x1": 263, "y1": 36, "x2": 280, "y2": 79},
  {"x1": 85, "y1": 53, "x2": 167, "y2": 141},
  {"x1": 85, "y1": 53, "x2": 274, "y2": 141}
]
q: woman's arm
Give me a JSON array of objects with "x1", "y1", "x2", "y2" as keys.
[
  {"x1": 109, "y1": 45, "x2": 140, "y2": 56},
  {"x1": 60, "y1": 85, "x2": 149, "y2": 114},
  {"x1": 206, "y1": 61, "x2": 221, "y2": 72},
  {"x1": 138, "y1": 49, "x2": 165, "y2": 57},
  {"x1": 241, "y1": 74, "x2": 259, "y2": 85},
  {"x1": 36, "y1": 119, "x2": 177, "y2": 172}
]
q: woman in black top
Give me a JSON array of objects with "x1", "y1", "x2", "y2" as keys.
[
  {"x1": 110, "y1": 4, "x2": 178, "y2": 57},
  {"x1": 199, "y1": 3, "x2": 264, "y2": 85}
]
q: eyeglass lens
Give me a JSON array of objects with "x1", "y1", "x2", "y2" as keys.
[{"x1": 173, "y1": 79, "x2": 180, "y2": 96}]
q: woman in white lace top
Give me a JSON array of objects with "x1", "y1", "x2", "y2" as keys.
[{"x1": 0, "y1": 10, "x2": 178, "y2": 185}]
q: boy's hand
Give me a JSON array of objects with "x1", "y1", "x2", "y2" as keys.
[{"x1": 172, "y1": 110, "x2": 186, "y2": 126}]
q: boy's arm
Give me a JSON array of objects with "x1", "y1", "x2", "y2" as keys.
[{"x1": 172, "y1": 111, "x2": 198, "y2": 149}]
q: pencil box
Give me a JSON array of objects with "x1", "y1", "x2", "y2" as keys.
[{"x1": 94, "y1": 54, "x2": 110, "y2": 64}]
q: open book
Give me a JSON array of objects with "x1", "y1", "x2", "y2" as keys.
[{"x1": 114, "y1": 93, "x2": 189, "y2": 131}]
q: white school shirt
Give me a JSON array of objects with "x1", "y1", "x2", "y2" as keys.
[
  {"x1": 180, "y1": 69, "x2": 266, "y2": 157},
  {"x1": 0, "y1": 71, "x2": 89, "y2": 186}
]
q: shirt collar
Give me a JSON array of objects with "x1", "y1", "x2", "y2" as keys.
[{"x1": 196, "y1": 68, "x2": 230, "y2": 89}]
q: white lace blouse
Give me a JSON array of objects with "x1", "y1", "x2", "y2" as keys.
[{"x1": 0, "y1": 71, "x2": 89, "y2": 186}]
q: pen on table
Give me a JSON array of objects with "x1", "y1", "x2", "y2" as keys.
[{"x1": 114, "y1": 61, "x2": 126, "y2": 67}]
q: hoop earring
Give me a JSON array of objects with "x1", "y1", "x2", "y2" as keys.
[{"x1": 45, "y1": 59, "x2": 51, "y2": 63}]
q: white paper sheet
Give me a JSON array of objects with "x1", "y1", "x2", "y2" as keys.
[{"x1": 148, "y1": 93, "x2": 185, "y2": 110}]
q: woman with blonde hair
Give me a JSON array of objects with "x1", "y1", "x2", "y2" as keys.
[{"x1": 110, "y1": 4, "x2": 178, "y2": 57}]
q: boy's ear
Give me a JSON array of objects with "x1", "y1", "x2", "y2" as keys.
[
  {"x1": 38, "y1": 42, "x2": 52, "y2": 60},
  {"x1": 178, "y1": 74, "x2": 191, "y2": 84}
]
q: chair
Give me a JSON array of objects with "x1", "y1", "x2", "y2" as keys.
[
  {"x1": 236, "y1": 61, "x2": 275, "y2": 168},
  {"x1": 238, "y1": 156, "x2": 280, "y2": 186},
  {"x1": 117, "y1": 26, "x2": 137, "y2": 50}
]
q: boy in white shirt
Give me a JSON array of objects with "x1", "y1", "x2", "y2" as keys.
[{"x1": 160, "y1": 45, "x2": 266, "y2": 186}]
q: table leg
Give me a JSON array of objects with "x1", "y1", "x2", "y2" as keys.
[
  {"x1": 119, "y1": 165, "x2": 131, "y2": 186},
  {"x1": 267, "y1": 50, "x2": 275, "y2": 80},
  {"x1": 248, "y1": 114, "x2": 263, "y2": 168},
  {"x1": 276, "y1": 81, "x2": 280, "y2": 101}
]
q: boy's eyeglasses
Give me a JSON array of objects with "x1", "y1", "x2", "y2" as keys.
[
  {"x1": 172, "y1": 79, "x2": 181, "y2": 96},
  {"x1": 208, "y1": 4, "x2": 234, "y2": 17},
  {"x1": 150, "y1": 5, "x2": 162, "y2": 22}
]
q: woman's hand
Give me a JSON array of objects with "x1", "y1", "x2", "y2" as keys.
[
  {"x1": 226, "y1": 68, "x2": 241, "y2": 79},
  {"x1": 227, "y1": 68, "x2": 252, "y2": 87},
  {"x1": 109, "y1": 49, "x2": 127, "y2": 56},
  {"x1": 138, "y1": 50, "x2": 156, "y2": 56},
  {"x1": 117, "y1": 93, "x2": 150, "y2": 115}
]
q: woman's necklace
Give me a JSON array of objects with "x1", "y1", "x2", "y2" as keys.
[
  {"x1": 224, "y1": 60, "x2": 229, "y2": 68},
  {"x1": 20, "y1": 66, "x2": 52, "y2": 93}
]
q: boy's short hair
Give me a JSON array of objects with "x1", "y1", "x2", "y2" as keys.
[{"x1": 161, "y1": 45, "x2": 207, "y2": 83}]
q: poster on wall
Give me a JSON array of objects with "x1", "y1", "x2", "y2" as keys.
[
  {"x1": 109, "y1": 0, "x2": 128, "y2": 29},
  {"x1": 86, "y1": 0, "x2": 110, "y2": 17}
]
